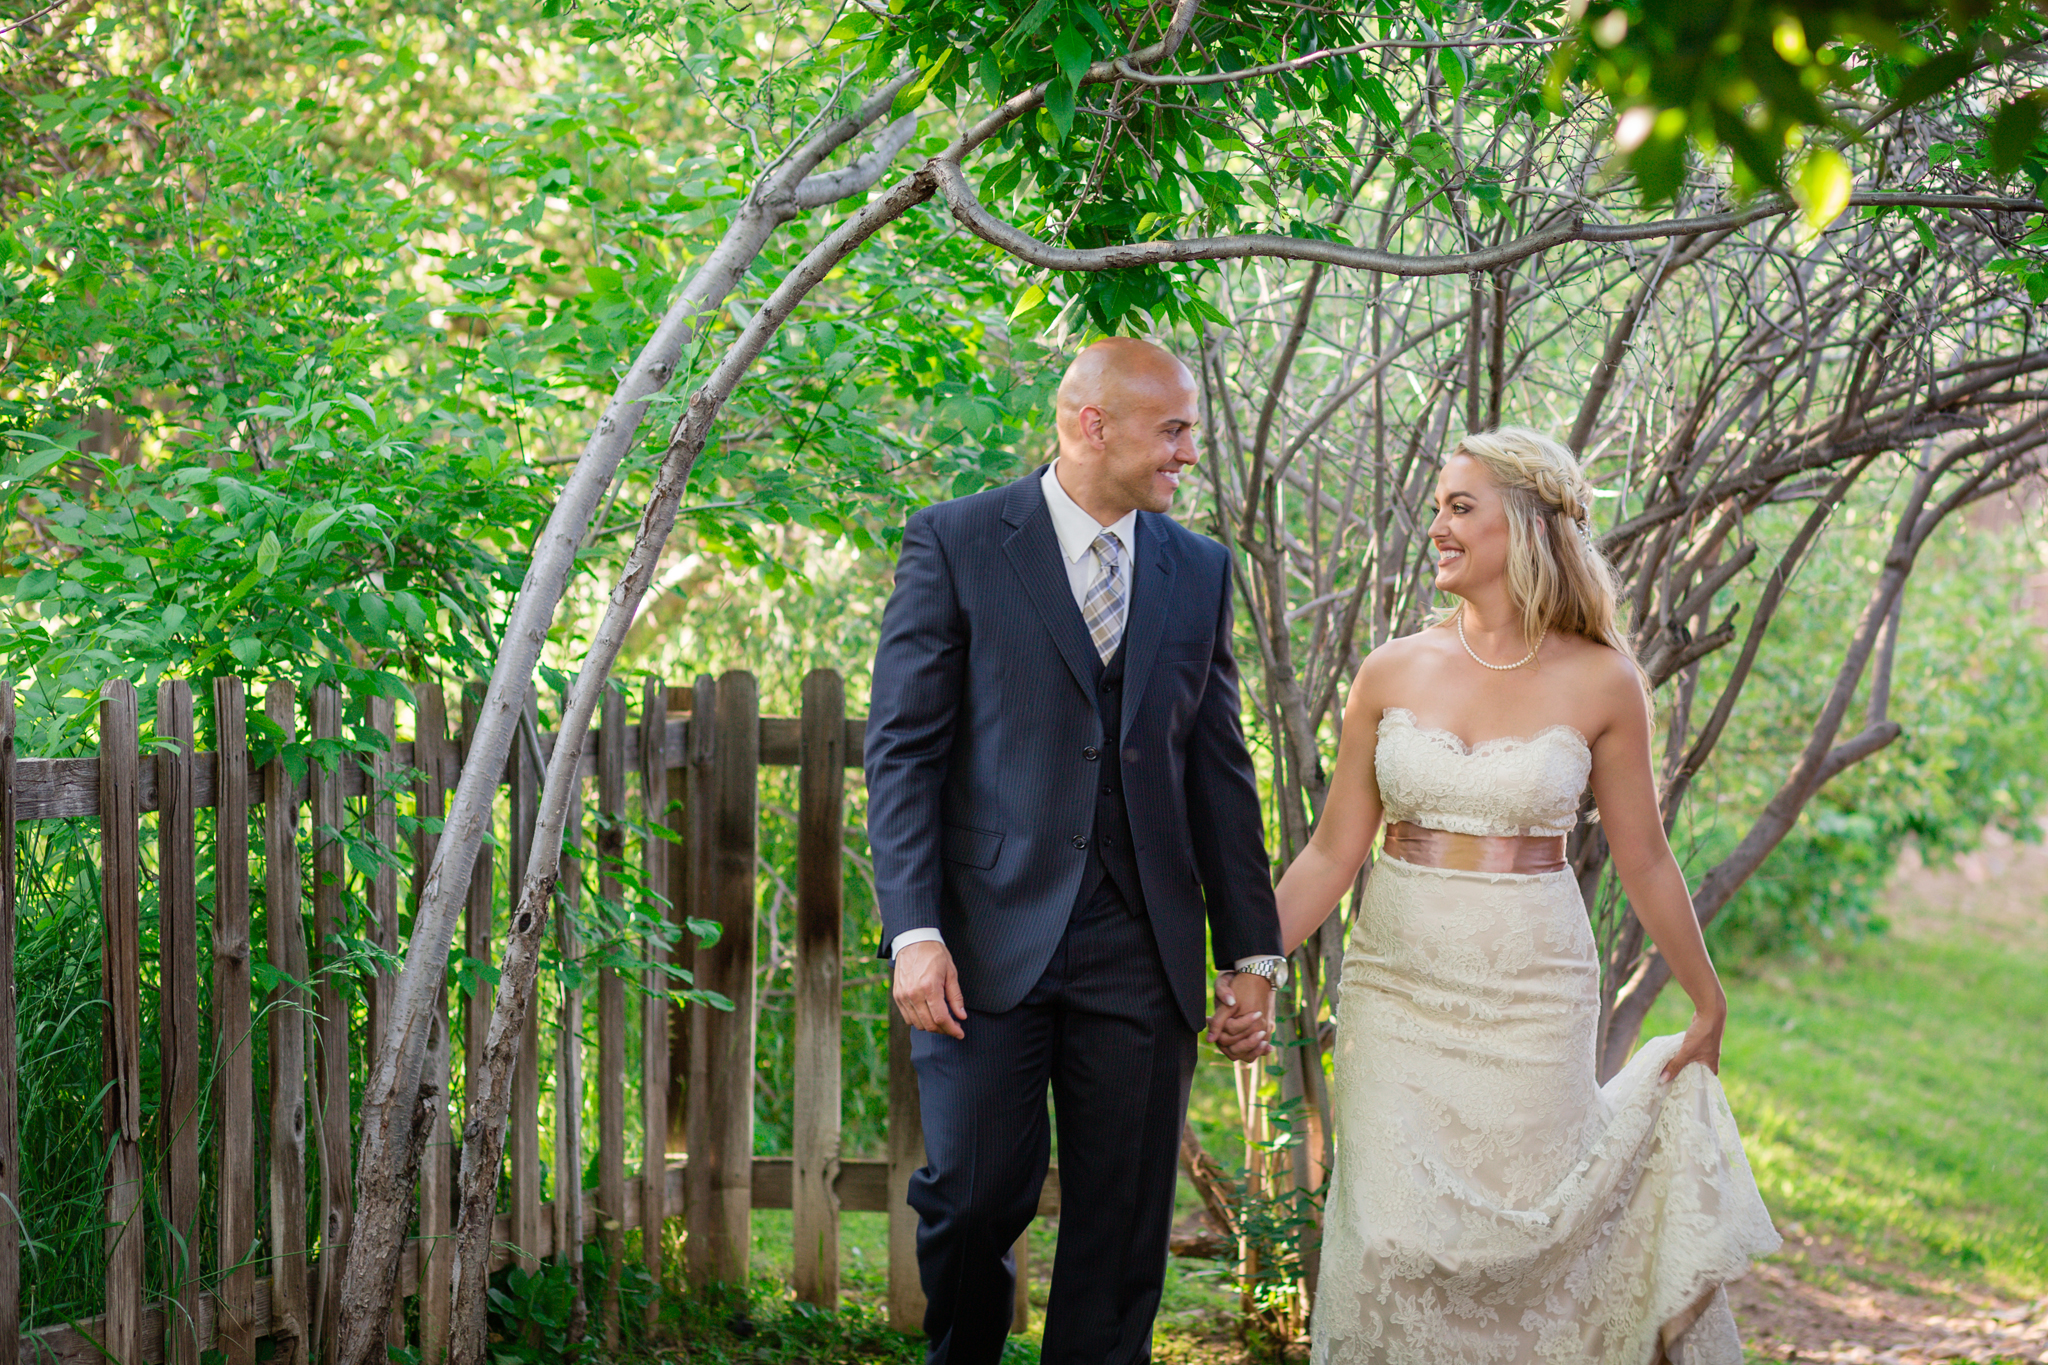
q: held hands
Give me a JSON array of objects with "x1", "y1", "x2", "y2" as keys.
[
  {"x1": 893, "y1": 939, "x2": 968, "y2": 1039},
  {"x1": 1661, "y1": 1003, "x2": 1726, "y2": 1082},
  {"x1": 1206, "y1": 971, "x2": 1275, "y2": 1062}
]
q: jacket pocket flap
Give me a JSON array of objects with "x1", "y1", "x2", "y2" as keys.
[{"x1": 940, "y1": 822, "x2": 1004, "y2": 869}]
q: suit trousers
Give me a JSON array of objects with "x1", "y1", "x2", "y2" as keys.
[{"x1": 907, "y1": 882, "x2": 1197, "y2": 1365}]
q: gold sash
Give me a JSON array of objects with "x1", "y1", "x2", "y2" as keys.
[{"x1": 1382, "y1": 820, "x2": 1568, "y2": 875}]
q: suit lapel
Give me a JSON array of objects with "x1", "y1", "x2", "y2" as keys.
[
  {"x1": 1118, "y1": 513, "x2": 1179, "y2": 744},
  {"x1": 1001, "y1": 470, "x2": 1100, "y2": 700}
]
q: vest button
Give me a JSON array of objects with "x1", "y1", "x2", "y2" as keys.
[
  {"x1": 1071, "y1": 834, "x2": 1088, "y2": 850},
  {"x1": 1081, "y1": 746, "x2": 1099, "y2": 761}
]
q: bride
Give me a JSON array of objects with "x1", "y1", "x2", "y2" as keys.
[{"x1": 1211, "y1": 427, "x2": 1780, "y2": 1365}]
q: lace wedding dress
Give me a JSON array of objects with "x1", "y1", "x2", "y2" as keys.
[{"x1": 1310, "y1": 709, "x2": 1781, "y2": 1365}]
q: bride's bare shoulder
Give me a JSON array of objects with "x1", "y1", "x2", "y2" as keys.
[
  {"x1": 1548, "y1": 633, "x2": 1650, "y2": 737},
  {"x1": 1346, "y1": 624, "x2": 1455, "y2": 714}
]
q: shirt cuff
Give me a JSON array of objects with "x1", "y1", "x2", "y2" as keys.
[{"x1": 890, "y1": 928, "x2": 945, "y2": 959}]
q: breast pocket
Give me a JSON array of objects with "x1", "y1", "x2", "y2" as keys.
[
  {"x1": 941, "y1": 822, "x2": 1005, "y2": 870},
  {"x1": 1156, "y1": 639, "x2": 1210, "y2": 663}
]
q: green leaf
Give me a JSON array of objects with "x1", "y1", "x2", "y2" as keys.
[
  {"x1": 1043, "y1": 80, "x2": 1076, "y2": 143},
  {"x1": 255, "y1": 530, "x2": 282, "y2": 578},
  {"x1": 1988, "y1": 96, "x2": 2046, "y2": 177},
  {"x1": 1793, "y1": 148, "x2": 1853, "y2": 231},
  {"x1": 1892, "y1": 46, "x2": 1978, "y2": 112},
  {"x1": 1359, "y1": 76, "x2": 1401, "y2": 129},
  {"x1": 1052, "y1": 26, "x2": 1092, "y2": 93},
  {"x1": 1006, "y1": 0, "x2": 1058, "y2": 45},
  {"x1": 227, "y1": 636, "x2": 262, "y2": 666},
  {"x1": 1438, "y1": 46, "x2": 1468, "y2": 99},
  {"x1": 585, "y1": 264, "x2": 624, "y2": 296}
]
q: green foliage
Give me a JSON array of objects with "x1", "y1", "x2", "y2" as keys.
[
  {"x1": 0, "y1": 44, "x2": 550, "y2": 747},
  {"x1": 483, "y1": 1259, "x2": 597, "y2": 1364},
  {"x1": 663, "y1": 1279, "x2": 932, "y2": 1364},
  {"x1": 1566, "y1": 0, "x2": 2048, "y2": 202},
  {"x1": 1679, "y1": 510, "x2": 2048, "y2": 960}
]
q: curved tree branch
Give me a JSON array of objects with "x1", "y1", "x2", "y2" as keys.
[{"x1": 933, "y1": 157, "x2": 2039, "y2": 275}]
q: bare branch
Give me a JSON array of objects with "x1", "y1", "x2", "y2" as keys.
[{"x1": 794, "y1": 113, "x2": 921, "y2": 207}]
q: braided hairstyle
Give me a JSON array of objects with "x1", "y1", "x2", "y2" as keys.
[{"x1": 1444, "y1": 426, "x2": 1639, "y2": 671}]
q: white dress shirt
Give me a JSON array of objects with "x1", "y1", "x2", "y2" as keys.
[{"x1": 890, "y1": 466, "x2": 1276, "y2": 979}]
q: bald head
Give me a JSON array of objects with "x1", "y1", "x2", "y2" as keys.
[
  {"x1": 1056, "y1": 337, "x2": 1195, "y2": 421},
  {"x1": 1050, "y1": 338, "x2": 1200, "y2": 522}
]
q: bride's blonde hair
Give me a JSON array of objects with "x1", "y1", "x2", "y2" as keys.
[{"x1": 1442, "y1": 426, "x2": 1638, "y2": 670}]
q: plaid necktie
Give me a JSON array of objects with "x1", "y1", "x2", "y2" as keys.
[{"x1": 1081, "y1": 531, "x2": 1126, "y2": 663}]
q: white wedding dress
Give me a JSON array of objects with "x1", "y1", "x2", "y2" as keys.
[{"x1": 1310, "y1": 709, "x2": 1781, "y2": 1365}]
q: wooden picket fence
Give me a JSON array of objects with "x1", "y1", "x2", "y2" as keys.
[{"x1": 0, "y1": 669, "x2": 1054, "y2": 1365}]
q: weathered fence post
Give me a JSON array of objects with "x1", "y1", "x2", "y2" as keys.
[
  {"x1": 638, "y1": 677, "x2": 669, "y2": 1320},
  {"x1": 310, "y1": 686, "x2": 352, "y2": 1365},
  {"x1": 682, "y1": 675, "x2": 714, "y2": 1284},
  {"x1": 410, "y1": 682, "x2": 454, "y2": 1365},
  {"x1": 99, "y1": 680, "x2": 145, "y2": 1365},
  {"x1": 459, "y1": 682, "x2": 495, "y2": 1156},
  {"x1": 555, "y1": 782, "x2": 588, "y2": 1345},
  {"x1": 365, "y1": 696, "x2": 406, "y2": 1348},
  {"x1": 793, "y1": 670, "x2": 844, "y2": 1308},
  {"x1": 211, "y1": 678, "x2": 257, "y2": 1365},
  {"x1": 157, "y1": 680, "x2": 202, "y2": 1365},
  {"x1": 664, "y1": 684, "x2": 693, "y2": 1157},
  {"x1": 264, "y1": 680, "x2": 311, "y2": 1365},
  {"x1": 595, "y1": 684, "x2": 627, "y2": 1345},
  {"x1": 886, "y1": 1004, "x2": 925, "y2": 1332},
  {"x1": 698, "y1": 672, "x2": 758, "y2": 1284},
  {"x1": 0, "y1": 685, "x2": 17, "y2": 1365},
  {"x1": 509, "y1": 688, "x2": 543, "y2": 1273}
]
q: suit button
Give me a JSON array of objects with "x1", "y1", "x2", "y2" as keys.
[
  {"x1": 1102, "y1": 785, "x2": 1115, "y2": 796},
  {"x1": 1071, "y1": 834, "x2": 1088, "y2": 850},
  {"x1": 1082, "y1": 746, "x2": 1099, "y2": 761}
]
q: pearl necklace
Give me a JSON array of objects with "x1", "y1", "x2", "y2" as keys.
[{"x1": 1457, "y1": 606, "x2": 1544, "y2": 671}]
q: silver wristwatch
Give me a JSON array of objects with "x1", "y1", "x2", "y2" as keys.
[{"x1": 1231, "y1": 955, "x2": 1289, "y2": 991}]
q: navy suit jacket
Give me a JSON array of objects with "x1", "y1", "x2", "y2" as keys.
[{"x1": 863, "y1": 468, "x2": 1282, "y2": 1030}]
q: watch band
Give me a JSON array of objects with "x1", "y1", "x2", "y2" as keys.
[{"x1": 1232, "y1": 955, "x2": 1289, "y2": 991}]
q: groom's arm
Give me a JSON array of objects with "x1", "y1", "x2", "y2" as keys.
[
  {"x1": 1184, "y1": 547, "x2": 1281, "y2": 968},
  {"x1": 864, "y1": 509, "x2": 966, "y2": 958}
]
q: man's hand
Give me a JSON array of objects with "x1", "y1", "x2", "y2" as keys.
[
  {"x1": 1205, "y1": 971, "x2": 1275, "y2": 1061},
  {"x1": 893, "y1": 939, "x2": 968, "y2": 1039}
]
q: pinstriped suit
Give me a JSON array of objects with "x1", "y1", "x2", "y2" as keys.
[{"x1": 865, "y1": 468, "x2": 1281, "y2": 1364}]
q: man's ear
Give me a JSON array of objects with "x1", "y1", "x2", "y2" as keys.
[{"x1": 1079, "y1": 403, "x2": 1108, "y2": 447}]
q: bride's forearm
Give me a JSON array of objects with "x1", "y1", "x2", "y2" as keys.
[
  {"x1": 1275, "y1": 837, "x2": 1367, "y2": 956},
  {"x1": 1623, "y1": 858, "x2": 1727, "y2": 1021}
]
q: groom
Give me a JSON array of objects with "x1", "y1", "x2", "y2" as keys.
[{"x1": 865, "y1": 337, "x2": 1285, "y2": 1365}]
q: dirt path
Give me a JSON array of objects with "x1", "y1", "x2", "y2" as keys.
[{"x1": 1735, "y1": 1233, "x2": 2048, "y2": 1363}]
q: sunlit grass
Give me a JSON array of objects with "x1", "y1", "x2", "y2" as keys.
[{"x1": 1643, "y1": 929, "x2": 2048, "y2": 1295}]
